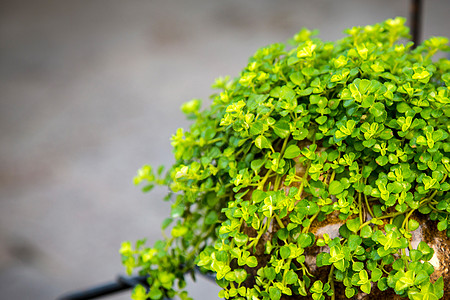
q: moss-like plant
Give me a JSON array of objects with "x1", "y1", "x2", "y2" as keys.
[{"x1": 121, "y1": 18, "x2": 450, "y2": 300}]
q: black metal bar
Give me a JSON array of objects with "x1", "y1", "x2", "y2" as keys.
[
  {"x1": 58, "y1": 270, "x2": 216, "y2": 300},
  {"x1": 117, "y1": 274, "x2": 149, "y2": 287},
  {"x1": 411, "y1": 0, "x2": 423, "y2": 47},
  {"x1": 58, "y1": 281, "x2": 129, "y2": 300},
  {"x1": 58, "y1": 275, "x2": 149, "y2": 300}
]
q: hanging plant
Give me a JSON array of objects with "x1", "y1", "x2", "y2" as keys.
[{"x1": 121, "y1": 17, "x2": 450, "y2": 300}]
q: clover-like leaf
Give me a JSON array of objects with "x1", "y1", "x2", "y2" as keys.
[
  {"x1": 284, "y1": 144, "x2": 301, "y2": 159},
  {"x1": 329, "y1": 181, "x2": 345, "y2": 195}
]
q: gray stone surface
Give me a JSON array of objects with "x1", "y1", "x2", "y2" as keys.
[{"x1": 0, "y1": 1, "x2": 448, "y2": 299}]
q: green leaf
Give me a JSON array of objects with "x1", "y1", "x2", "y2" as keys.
[
  {"x1": 371, "y1": 268, "x2": 383, "y2": 282},
  {"x1": 265, "y1": 267, "x2": 276, "y2": 281},
  {"x1": 148, "y1": 287, "x2": 163, "y2": 300},
  {"x1": 235, "y1": 233, "x2": 249, "y2": 247},
  {"x1": 361, "y1": 282, "x2": 371, "y2": 294},
  {"x1": 285, "y1": 270, "x2": 299, "y2": 285},
  {"x1": 370, "y1": 102, "x2": 385, "y2": 118},
  {"x1": 347, "y1": 218, "x2": 361, "y2": 233},
  {"x1": 205, "y1": 211, "x2": 218, "y2": 225},
  {"x1": 361, "y1": 95, "x2": 375, "y2": 108},
  {"x1": 397, "y1": 102, "x2": 411, "y2": 113},
  {"x1": 360, "y1": 225, "x2": 373, "y2": 238},
  {"x1": 377, "y1": 277, "x2": 388, "y2": 291},
  {"x1": 408, "y1": 219, "x2": 420, "y2": 231},
  {"x1": 234, "y1": 269, "x2": 247, "y2": 284},
  {"x1": 273, "y1": 119, "x2": 290, "y2": 138},
  {"x1": 348, "y1": 234, "x2": 362, "y2": 250},
  {"x1": 437, "y1": 219, "x2": 447, "y2": 231},
  {"x1": 132, "y1": 285, "x2": 149, "y2": 300},
  {"x1": 373, "y1": 205, "x2": 383, "y2": 217},
  {"x1": 387, "y1": 181, "x2": 403, "y2": 193},
  {"x1": 290, "y1": 71, "x2": 304, "y2": 85},
  {"x1": 161, "y1": 218, "x2": 173, "y2": 230},
  {"x1": 316, "y1": 252, "x2": 331, "y2": 267},
  {"x1": 171, "y1": 225, "x2": 188, "y2": 237},
  {"x1": 339, "y1": 223, "x2": 351, "y2": 238},
  {"x1": 284, "y1": 144, "x2": 301, "y2": 159},
  {"x1": 392, "y1": 259, "x2": 405, "y2": 271},
  {"x1": 359, "y1": 269, "x2": 369, "y2": 282},
  {"x1": 280, "y1": 246, "x2": 291, "y2": 259},
  {"x1": 134, "y1": 165, "x2": 155, "y2": 185},
  {"x1": 388, "y1": 154, "x2": 398, "y2": 165},
  {"x1": 251, "y1": 159, "x2": 265, "y2": 172},
  {"x1": 334, "y1": 259, "x2": 346, "y2": 272},
  {"x1": 269, "y1": 287, "x2": 282, "y2": 300},
  {"x1": 280, "y1": 86, "x2": 296, "y2": 102},
  {"x1": 395, "y1": 273, "x2": 414, "y2": 291},
  {"x1": 250, "y1": 120, "x2": 264, "y2": 135},
  {"x1": 298, "y1": 233, "x2": 313, "y2": 247},
  {"x1": 246, "y1": 256, "x2": 258, "y2": 268},
  {"x1": 142, "y1": 184, "x2": 154, "y2": 193},
  {"x1": 316, "y1": 115, "x2": 327, "y2": 125},
  {"x1": 376, "y1": 155, "x2": 389, "y2": 166},
  {"x1": 352, "y1": 261, "x2": 364, "y2": 272},
  {"x1": 362, "y1": 165, "x2": 374, "y2": 178},
  {"x1": 310, "y1": 280, "x2": 324, "y2": 293},
  {"x1": 345, "y1": 287, "x2": 356, "y2": 298},
  {"x1": 171, "y1": 203, "x2": 185, "y2": 218},
  {"x1": 434, "y1": 277, "x2": 444, "y2": 298},
  {"x1": 255, "y1": 135, "x2": 271, "y2": 149},
  {"x1": 181, "y1": 99, "x2": 201, "y2": 114},
  {"x1": 410, "y1": 249, "x2": 422, "y2": 261},
  {"x1": 414, "y1": 270, "x2": 429, "y2": 285},
  {"x1": 329, "y1": 181, "x2": 345, "y2": 195},
  {"x1": 277, "y1": 228, "x2": 289, "y2": 240}
]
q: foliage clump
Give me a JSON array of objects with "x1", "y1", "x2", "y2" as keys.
[{"x1": 121, "y1": 17, "x2": 450, "y2": 300}]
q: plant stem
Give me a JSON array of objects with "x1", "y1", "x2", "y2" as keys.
[
  {"x1": 279, "y1": 136, "x2": 290, "y2": 157},
  {"x1": 364, "y1": 194, "x2": 375, "y2": 218},
  {"x1": 302, "y1": 211, "x2": 319, "y2": 233},
  {"x1": 358, "y1": 192, "x2": 363, "y2": 224},
  {"x1": 281, "y1": 258, "x2": 292, "y2": 285},
  {"x1": 258, "y1": 170, "x2": 273, "y2": 190},
  {"x1": 247, "y1": 217, "x2": 272, "y2": 250},
  {"x1": 275, "y1": 215, "x2": 285, "y2": 229},
  {"x1": 328, "y1": 265, "x2": 335, "y2": 300}
]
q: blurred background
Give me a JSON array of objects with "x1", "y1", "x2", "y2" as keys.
[{"x1": 0, "y1": 0, "x2": 448, "y2": 299}]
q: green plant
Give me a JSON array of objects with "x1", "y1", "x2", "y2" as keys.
[{"x1": 121, "y1": 17, "x2": 450, "y2": 299}]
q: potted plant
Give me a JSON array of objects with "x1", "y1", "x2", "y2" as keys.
[{"x1": 121, "y1": 17, "x2": 450, "y2": 299}]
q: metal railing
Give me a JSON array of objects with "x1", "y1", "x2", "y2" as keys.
[
  {"x1": 58, "y1": 267, "x2": 216, "y2": 300},
  {"x1": 58, "y1": 275, "x2": 151, "y2": 300}
]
